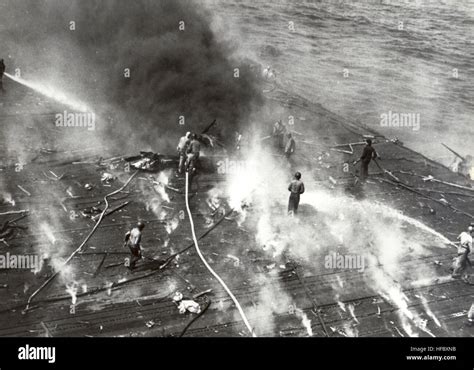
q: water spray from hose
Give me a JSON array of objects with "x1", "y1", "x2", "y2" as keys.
[{"x1": 4, "y1": 72, "x2": 91, "y2": 112}]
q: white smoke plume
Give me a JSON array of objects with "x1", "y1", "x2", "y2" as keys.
[{"x1": 223, "y1": 134, "x2": 454, "y2": 336}]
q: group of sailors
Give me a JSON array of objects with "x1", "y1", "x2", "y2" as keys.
[
  {"x1": 176, "y1": 132, "x2": 201, "y2": 176},
  {"x1": 134, "y1": 121, "x2": 472, "y2": 287}
]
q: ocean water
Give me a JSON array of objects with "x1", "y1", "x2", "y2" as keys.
[{"x1": 214, "y1": 0, "x2": 474, "y2": 165}]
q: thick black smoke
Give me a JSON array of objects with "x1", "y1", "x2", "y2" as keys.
[{"x1": 0, "y1": 0, "x2": 262, "y2": 150}]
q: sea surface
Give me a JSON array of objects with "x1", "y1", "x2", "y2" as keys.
[{"x1": 214, "y1": 0, "x2": 474, "y2": 165}]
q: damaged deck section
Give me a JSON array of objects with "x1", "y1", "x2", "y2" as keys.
[{"x1": 0, "y1": 78, "x2": 473, "y2": 337}]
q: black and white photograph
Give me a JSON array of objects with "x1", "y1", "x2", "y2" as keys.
[{"x1": 0, "y1": 0, "x2": 472, "y2": 367}]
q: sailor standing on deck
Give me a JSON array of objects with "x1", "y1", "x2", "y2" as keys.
[
  {"x1": 468, "y1": 303, "x2": 474, "y2": 326},
  {"x1": 451, "y1": 224, "x2": 473, "y2": 281},
  {"x1": 124, "y1": 222, "x2": 145, "y2": 270},
  {"x1": 273, "y1": 120, "x2": 286, "y2": 150},
  {"x1": 176, "y1": 132, "x2": 191, "y2": 175},
  {"x1": 458, "y1": 155, "x2": 473, "y2": 180},
  {"x1": 353, "y1": 138, "x2": 378, "y2": 182},
  {"x1": 285, "y1": 132, "x2": 296, "y2": 160},
  {"x1": 186, "y1": 133, "x2": 201, "y2": 173},
  {"x1": 0, "y1": 59, "x2": 5, "y2": 93},
  {"x1": 288, "y1": 172, "x2": 305, "y2": 216}
]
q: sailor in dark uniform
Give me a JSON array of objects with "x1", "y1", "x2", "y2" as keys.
[{"x1": 288, "y1": 171, "x2": 305, "y2": 216}]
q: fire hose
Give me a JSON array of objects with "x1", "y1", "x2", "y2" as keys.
[
  {"x1": 25, "y1": 171, "x2": 139, "y2": 311},
  {"x1": 184, "y1": 171, "x2": 257, "y2": 337}
]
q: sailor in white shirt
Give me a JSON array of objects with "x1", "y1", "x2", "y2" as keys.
[
  {"x1": 452, "y1": 225, "x2": 473, "y2": 279},
  {"x1": 124, "y1": 222, "x2": 145, "y2": 269}
]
